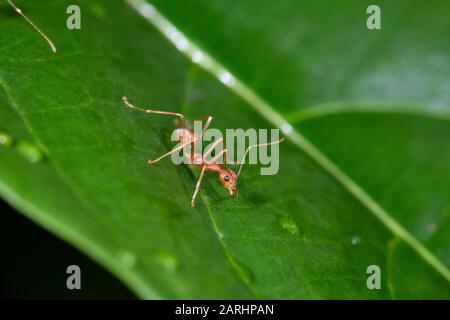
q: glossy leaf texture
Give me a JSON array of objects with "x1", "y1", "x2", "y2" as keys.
[{"x1": 0, "y1": 0, "x2": 448, "y2": 299}]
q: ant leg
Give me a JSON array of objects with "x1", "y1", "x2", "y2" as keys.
[
  {"x1": 202, "y1": 136, "x2": 233, "y2": 165},
  {"x1": 203, "y1": 138, "x2": 227, "y2": 164},
  {"x1": 237, "y1": 138, "x2": 286, "y2": 176},
  {"x1": 191, "y1": 115, "x2": 213, "y2": 151},
  {"x1": 191, "y1": 115, "x2": 213, "y2": 130},
  {"x1": 191, "y1": 165, "x2": 207, "y2": 207},
  {"x1": 209, "y1": 148, "x2": 228, "y2": 165},
  {"x1": 7, "y1": 0, "x2": 57, "y2": 52},
  {"x1": 203, "y1": 138, "x2": 223, "y2": 163},
  {"x1": 123, "y1": 96, "x2": 185, "y2": 128},
  {"x1": 206, "y1": 138, "x2": 234, "y2": 165},
  {"x1": 221, "y1": 138, "x2": 227, "y2": 164},
  {"x1": 148, "y1": 140, "x2": 192, "y2": 165},
  {"x1": 223, "y1": 139, "x2": 227, "y2": 164}
]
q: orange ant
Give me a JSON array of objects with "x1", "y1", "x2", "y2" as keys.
[
  {"x1": 123, "y1": 97, "x2": 285, "y2": 207},
  {"x1": 5, "y1": 0, "x2": 56, "y2": 52}
]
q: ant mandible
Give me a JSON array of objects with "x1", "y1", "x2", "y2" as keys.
[
  {"x1": 123, "y1": 97, "x2": 285, "y2": 207},
  {"x1": 5, "y1": 0, "x2": 57, "y2": 52}
]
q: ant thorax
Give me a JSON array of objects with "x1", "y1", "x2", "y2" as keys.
[{"x1": 173, "y1": 128, "x2": 203, "y2": 164}]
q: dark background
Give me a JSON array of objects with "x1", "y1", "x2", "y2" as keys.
[{"x1": 0, "y1": 198, "x2": 135, "y2": 299}]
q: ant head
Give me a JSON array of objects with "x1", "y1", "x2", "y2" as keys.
[{"x1": 219, "y1": 168, "x2": 238, "y2": 197}]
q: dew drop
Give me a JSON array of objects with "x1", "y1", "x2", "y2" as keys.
[
  {"x1": 351, "y1": 235, "x2": 361, "y2": 245},
  {"x1": 118, "y1": 250, "x2": 137, "y2": 268},
  {"x1": 165, "y1": 28, "x2": 190, "y2": 52},
  {"x1": 164, "y1": 25, "x2": 177, "y2": 39},
  {"x1": 156, "y1": 252, "x2": 179, "y2": 273},
  {"x1": 175, "y1": 36, "x2": 189, "y2": 52},
  {"x1": 139, "y1": 2, "x2": 155, "y2": 18},
  {"x1": 219, "y1": 71, "x2": 236, "y2": 87},
  {"x1": 281, "y1": 122, "x2": 293, "y2": 135},
  {"x1": 279, "y1": 217, "x2": 299, "y2": 234},
  {"x1": 191, "y1": 50, "x2": 204, "y2": 64},
  {"x1": 0, "y1": 130, "x2": 13, "y2": 147},
  {"x1": 16, "y1": 141, "x2": 43, "y2": 163}
]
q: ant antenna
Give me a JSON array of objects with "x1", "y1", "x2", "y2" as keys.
[
  {"x1": 237, "y1": 137, "x2": 285, "y2": 176},
  {"x1": 122, "y1": 96, "x2": 148, "y2": 112},
  {"x1": 7, "y1": 0, "x2": 57, "y2": 53}
]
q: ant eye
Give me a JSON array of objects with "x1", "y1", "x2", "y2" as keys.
[{"x1": 224, "y1": 175, "x2": 230, "y2": 182}]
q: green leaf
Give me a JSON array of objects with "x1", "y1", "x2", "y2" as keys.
[
  {"x1": 150, "y1": 0, "x2": 450, "y2": 111},
  {"x1": 0, "y1": 0, "x2": 449, "y2": 299}
]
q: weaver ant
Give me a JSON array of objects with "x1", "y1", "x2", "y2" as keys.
[
  {"x1": 4, "y1": 0, "x2": 56, "y2": 52},
  {"x1": 123, "y1": 97, "x2": 285, "y2": 207}
]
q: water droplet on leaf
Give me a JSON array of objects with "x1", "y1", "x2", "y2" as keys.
[
  {"x1": 351, "y1": 235, "x2": 361, "y2": 245},
  {"x1": 0, "y1": 130, "x2": 13, "y2": 147},
  {"x1": 16, "y1": 141, "x2": 43, "y2": 163},
  {"x1": 156, "y1": 252, "x2": 179, "y2": 273},
  {"x1": 219, "y1": 71, "x2": 236, "y2": 86},
  {"x1": 280, "y1": 217, "x2": 299, "y2": 234},
  {"x1": 192, "y1": 50, "x2": 204, "y2": 63},
  {"x1": 118, "y1": 250, "x2": 137, "y2": 268},
  {"x1": 281, "y1": 122, "x2": 293, "y2": 135},
  {"x1": 139, "y1": 2, "x2": 155, "y2": 18}
]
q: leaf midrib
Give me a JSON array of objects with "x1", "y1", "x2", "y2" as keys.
[{"x1": 129, "y1": 0, "x2": 450, "y2": 283}]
